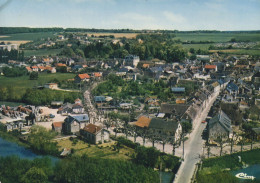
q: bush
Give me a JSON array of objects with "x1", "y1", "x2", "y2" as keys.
[{"x1": 116, "y1": 136, "x2": 140, "y2": 149}]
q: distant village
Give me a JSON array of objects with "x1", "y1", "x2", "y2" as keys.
[{"x1": 1, "y1": 32, "x2": 260, "y2": 159}]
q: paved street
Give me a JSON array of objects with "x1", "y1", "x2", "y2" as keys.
[{"x1": 174, "y1": 92, "x2": 219, "y2": 183}]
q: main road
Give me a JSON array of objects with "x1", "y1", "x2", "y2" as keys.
[{"x1": 174, "y1": 91, "x2": 219, "y2": 183}]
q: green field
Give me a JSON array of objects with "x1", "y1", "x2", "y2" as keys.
[
  {"x1": 209, "y1": 49, "x2": 260, "y2": 55},
  {"x1": 0, "y1": 32, "x2": 57, "y2": 41},
  {"x1": 182, "y1": 43, "x2": 212, "y2": 51},
  {"x1": 174, "y1": 33, "x2": 260, "y2": 42},
  {"x1": 0, "y1": 101, "x2": 26, "y2": 106},
  {"x1": 0, "y1": 73, "x2": 76, "y2": 89},
  {"x1": 23, "y1": 49, "x2": 62, "y2": 56}
]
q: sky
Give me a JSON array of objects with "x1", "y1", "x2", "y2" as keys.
[{"x1": 0, "y1": 0, "x2": 260, "y2": 31}]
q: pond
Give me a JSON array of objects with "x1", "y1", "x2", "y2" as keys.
[
  {"x1": 160, "y1": 171, "x2": 174, "y2": 183},
  {"x1": 0, "y1": 137, "x2": 58, "y2": 163},
  {"x1": 0, "y1": 137, "x2": 174, "y2": 182},
  {"x1": 232, "y1": 164, "x2": 260, "y2": 182}
]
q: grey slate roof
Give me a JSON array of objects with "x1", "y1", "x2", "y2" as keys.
[
  {"x1": 94, "y1": 96, "x2": 106, "y2": 102},
  {"x1": 208, "y1": 110, "x2": 232, "y2": 133},
  {"x1": 65, "y1": 114, "x2": 89, "y2": 123},
  {"x1": 227, "y1": 82, "x2": 239, "y2": 92},
  {"x1": 171, "y1": 87, "x2": 185, "y2": 92},
  {"x1": 149, "y1": 118, "x2": 179, "y2": 131},
  {"x1": 160, "y1": 104, "x2": 190, "y2": 117}
]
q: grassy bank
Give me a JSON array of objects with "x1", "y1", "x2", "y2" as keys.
[
  {"x1": 0, "y1": 124, "x2": 29, "y2": 148},
  {"x1": 196, "y1": 149, "x2": 260, "y2": 183}
]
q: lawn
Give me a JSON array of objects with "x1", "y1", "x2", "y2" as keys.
[
  {"x1": 57, "y1": 139, "x2": 134, "y2": 160},
  {"x1": 23, "y1": 49, "x2": 62, "y2": 56},
  {"x1": 174, "y1": 32, "x2": 260, "y2": 42},
  {"x1": 0, "y1": 32, "x2": 57, "y2": 41},
  {"x1": 0, "y1": 73, "x2": 76, "y2": 89}
]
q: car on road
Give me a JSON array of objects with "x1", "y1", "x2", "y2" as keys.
[
  {"x1": 49, "y1": 114, "x2": 55, "y2": 118},
  {"x1": 201, "y1": 120, "x2": 206, "y2": 123}
]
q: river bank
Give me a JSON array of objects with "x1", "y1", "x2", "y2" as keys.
[{"x1": 196, "y1": 148, "x2": 260, "y2": 183}]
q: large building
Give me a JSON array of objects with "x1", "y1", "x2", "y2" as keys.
[
  {"x1": 80, "y1": 123, "x2": 110, "y2": 144},
  {"x1": 0, "y1": 44, "x2": 19, "y2": 51},
  {"x1": 208, "y1": 110, "x2": 232, "y2": 141},
  {"x1": 124, "y1": 55, "x2": 140, "y2": 68},
  {"x1": 62, "y1": 114, "x2": 89, "y2": 134}
]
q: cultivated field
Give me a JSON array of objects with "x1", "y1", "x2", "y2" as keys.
[
  {"x1": 182, "y1": 43, "x2": 212, "y2": 51},
  {"x1": 0, "y1": 32, "x2": 56, "y2": 41},
  {"x1": 209, "y1": 49, "x2": 260, "y2": 55},
  {"x1": 0, "y1": 40, "x2": 31, "y2": 45},
  {"x1": 174, "y1": 32, "x2": 260, "y2": 42}
]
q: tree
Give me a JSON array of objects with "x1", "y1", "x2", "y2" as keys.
[
  {"x1": 181, "y1": 121, "x2": 192, "y2": 134},
  {"x1": 134, "y1": 146, "x2": 160, "y2": 168},
  {"x1": 189, "y1": 48, "x2": 195, "y2": 54},
  {"x1": 21, "y1": 167, "x2": 48, "y2": 183},
  {"x1": 29, "y1": 71, "x2": 38, "y2": 80},
  {"x1": 28, "y1": 125, "x2": 58, "y2": 155}
]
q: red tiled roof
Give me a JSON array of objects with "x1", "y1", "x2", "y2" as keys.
[
  {"x1": 53, "y1": 122, "x2": 63, "y2": 128},
  {"x1": 134, "y1": 116, "x2": 151, "y2": 128},
  {"x1": 56, "y1": 63, "x2": 67, "y2": 67},
  {"x1": 31, "y1": 66, "x2": 38, "y2": 69},
  {"x1": 83, "y1": 124, "x2": 102, "y2": 134},
  {"x1": 78, "y1": 73, "x2": 90, "y2": 79},
  {"x1": 43, "y1": 58, "x2": 50, "y2": 62},
  {"x1": 205, "y1": 65, "x2": 216, "y2": 69},
  {"x1": 143, "y1": 64, "x2": 150, "y2": 68},
  {"x1": 26, "y1": 67, "x2": 32, "y2": 71},
  {"x1": 45, "y1": 66, "x2": 54, "y2": 71},
  {"x1": 94, "y1": 73, "x2": 102, "y2": 77}
]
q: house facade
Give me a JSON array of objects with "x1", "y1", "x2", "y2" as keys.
[
  {"x1": 74, "y1": 73, "x2": 90, "y2": 83},
  {"x1": 208, "y1": 110, "x2": 232, "y2": 141},
  {"x1": 63, "y1": 114, "x2": 89, "y2": 134},
  {"x1": 80, "y1": 124, "x2": 110, "y2": 144}
]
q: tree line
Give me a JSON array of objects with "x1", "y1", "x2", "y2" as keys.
[
  {"x1": 0, "y1": 87, "x2": 81, "y2": 105},
  {"x1": 0, "y1": 155, "x2": 159, "y2": 183},
  {"x1": 59, "y1": 33, "x2": 187, "y2": 62},
  {"x1": 0, "y1": 49, "x2": 24, "y2": 63},
  {"x1": 2, "y1": 27, "x2": 259, "y2": 35}
]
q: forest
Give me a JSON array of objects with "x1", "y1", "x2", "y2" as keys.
[{"x1": 0, "y1": 155, "x2": 159, "y2": 183}]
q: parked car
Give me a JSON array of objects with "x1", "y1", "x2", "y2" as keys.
[{"x1": 49, "y1": 114, "x2": 55, "y2": 118}]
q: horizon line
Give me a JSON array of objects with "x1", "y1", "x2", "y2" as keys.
[{"x1": 1, "y1": 26, "x2": 260, "y2": 32}]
